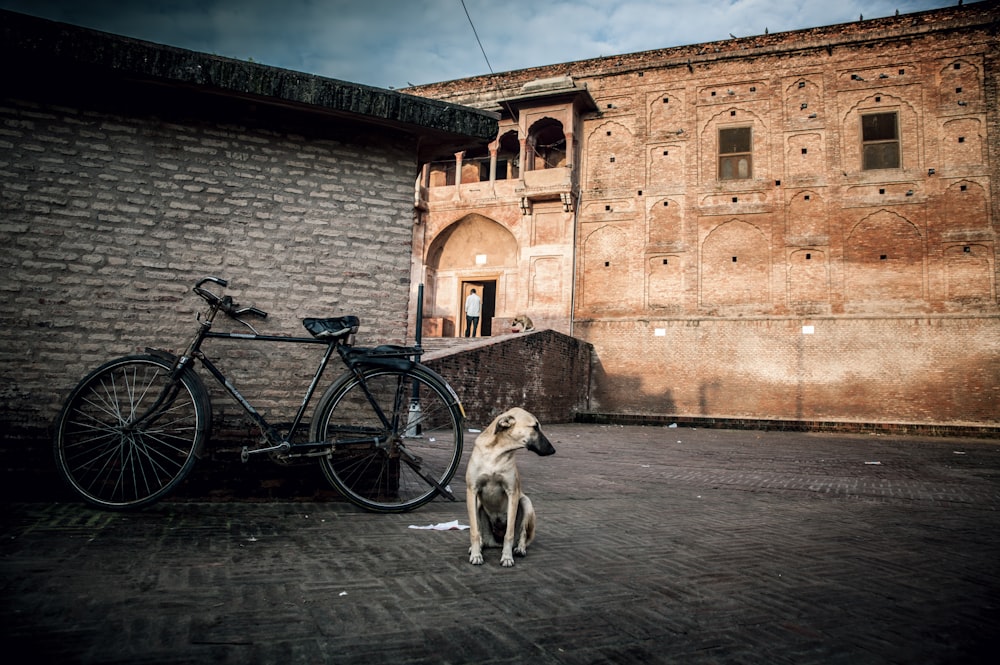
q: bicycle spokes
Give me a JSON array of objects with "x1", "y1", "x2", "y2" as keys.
[
  {"x1": 54, "y1": 356, "x2": 206, "y2": 509},
  {"x1": 313, "y1": 368, "x2": 463, "y2": 512}
]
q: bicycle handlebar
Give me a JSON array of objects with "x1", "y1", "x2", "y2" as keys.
[
  {"x1": 196, "y1": 276, "x2": 228, "y2": 289},
  {"x1": 192, "y1": 277, "x2": 268, "y2": 320}
]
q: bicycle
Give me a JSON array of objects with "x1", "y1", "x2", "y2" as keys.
[{"x1": 53, "y1": 276, "x2": 465, "y2": 513}]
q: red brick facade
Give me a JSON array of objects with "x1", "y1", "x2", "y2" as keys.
[{"x1": 408, "y1": 3, "x2": 999, "y2": 426}]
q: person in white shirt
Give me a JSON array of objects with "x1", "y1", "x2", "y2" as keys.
[{"x1": 464, "y1": 289, "x2": 482, "y2": 337}]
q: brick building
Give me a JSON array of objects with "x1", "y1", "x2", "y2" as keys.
[
  {"x1": 0, "y1": 11, "x2": 497, "y2": 456},
  {"x1": 405, "y1": 2, "x2": 999, "y2": 428},
  {"x1": 1, "y1": 3, "x2": 997, "y2": 459}
]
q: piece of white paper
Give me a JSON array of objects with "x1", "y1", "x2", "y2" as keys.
[{"x1": 408, "y1": 520, "x2": 469, "y2": 531}]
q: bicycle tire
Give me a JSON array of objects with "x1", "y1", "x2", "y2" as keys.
[
  {"x1": 53, "y1": 354, "x2": 211, "y2": 510},
  {"x1": 311, "y1": 365, "x2": 464, "y2": 513}
]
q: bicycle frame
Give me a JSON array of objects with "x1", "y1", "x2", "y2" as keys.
[
  {"x1": 181, "y1": 327, "x2": 457, "y2": 501},
  {"x1": 196, "y1": 330, "x2": 339, "y2": 457},
  {"x1": 168, "y1": 301, "x2": 426, "y2": 463}
]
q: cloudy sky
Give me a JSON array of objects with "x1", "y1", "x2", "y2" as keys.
[{"x1": 0, "y1": 0, "x2": 961, "y2": 89}]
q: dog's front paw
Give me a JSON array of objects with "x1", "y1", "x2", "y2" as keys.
[
  {"x1": 514, "y1": 545, "x2": 528, "y2": 557},
  {"x1": 500, "y1": 554, "x2": 515, "y2": 567},
  {"x1": 469, "y1": 549, "x2": 484, "y2": 565}
]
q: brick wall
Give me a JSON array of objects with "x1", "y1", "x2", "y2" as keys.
[
  {"x1": 573, "y1": 8, "x2": 999, "y2": 426},
  {"x1": 581, "y1": 317, "x2": 999, "y2": 426},
  {"x1": 423, "y1": 330, "x2": 592, "y2": 427},
  {"x1": 570, "y1": 8, "x2": 998, "y2": 321},
  {"x1": 0, "y1": 78, "x2": 422, "y2": 467},
  {"x1": 409, "y1": 4, "x2": 1000, "y2": 427}
]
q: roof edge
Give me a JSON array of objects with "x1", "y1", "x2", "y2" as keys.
[{"x1": 0, "y1": 9, "x2": 499, "y2": 145}]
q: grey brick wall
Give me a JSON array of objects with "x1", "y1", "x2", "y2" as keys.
[{"x1": 0, "y1": 83, "x2": 421, "y2": 461}]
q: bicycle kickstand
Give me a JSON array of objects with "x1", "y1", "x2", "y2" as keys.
[{"x1": 397, "y1": 447, "x2": 457, "y2": 502}]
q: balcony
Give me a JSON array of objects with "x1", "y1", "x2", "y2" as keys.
[{"x1": 521, "y1": 166, "x2": 572, "y2": 194}]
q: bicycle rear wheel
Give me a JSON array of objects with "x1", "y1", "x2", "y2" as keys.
[
  {"x1": 311, "y1": 365, "x2": 464, "y2": 513},
  {"x1": 53, "y1": 354, "x2": 210, "y2": 510}
]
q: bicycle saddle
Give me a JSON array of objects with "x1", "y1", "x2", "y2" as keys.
[{"x1": 303, "y1": 316, "x2": 359, "y2": 340}]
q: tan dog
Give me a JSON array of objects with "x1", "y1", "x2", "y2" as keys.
[
  {"x1": 510, "y1": 314, "x2": 534, "y2": 331},
  {"x1": 466, "y1": 407, "x2": 555, "y2": 567}
]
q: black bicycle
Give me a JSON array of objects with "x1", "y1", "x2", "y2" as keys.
[{"x1": 53, "y1": 277, "x2": 465, "y2": 513}]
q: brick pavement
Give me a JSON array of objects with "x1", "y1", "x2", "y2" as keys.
[{"x1": 2, "y1": 424, "x2": 999, "y2": 664}]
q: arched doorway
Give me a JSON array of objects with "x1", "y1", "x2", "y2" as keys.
[{"x1": 424, "y1": 214, "x2": 518, "y2": 338}]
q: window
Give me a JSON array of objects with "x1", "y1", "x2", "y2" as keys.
[
  {"x1": 719, "y1": 127, "x2": 752, "y2": 180},
  {"x1": 861, "y1": 112, "x2": 899, "y2": 170}
]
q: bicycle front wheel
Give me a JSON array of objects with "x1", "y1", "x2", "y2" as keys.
[
  {"x1": 53, "y1": 354, "x2": 211, "y2": 510},
  {"x1": 311, "y1": 366, "x2": 464, "y2": 513}
]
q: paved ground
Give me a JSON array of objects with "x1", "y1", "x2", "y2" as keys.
[{"x1": 2, "y1": 424, "x2": 999, "y2": 664}]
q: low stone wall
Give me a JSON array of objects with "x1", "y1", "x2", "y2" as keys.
[{"x1": 422, "y1": 329, "x2": 593, "y2": 428}]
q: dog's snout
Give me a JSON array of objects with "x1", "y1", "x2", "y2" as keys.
[{"x1": 531, "y1": 432, "x2": 556, "y2": 456}]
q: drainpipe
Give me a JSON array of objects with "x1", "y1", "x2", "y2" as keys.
[{"x1": 569, "y1": 186, "x2": 582, "y2": 338}]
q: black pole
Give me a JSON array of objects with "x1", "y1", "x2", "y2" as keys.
[
  {"x1": 409, "y1": 283, "x2": 424, "y2": 429},
  {"x1": 415, "y1": 283, "x2": 424, "y2": 349}
]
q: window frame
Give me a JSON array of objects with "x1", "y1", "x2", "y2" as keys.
[
  {"x1": 718, "y1": 126, "x2": 753, "y2": 180},
  {"x1": 861, "y1": 111, "x2": 900, "y2": 170}
]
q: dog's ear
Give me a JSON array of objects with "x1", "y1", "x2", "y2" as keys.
[{"x1": 495, "y1": 414, "x2": 517, "y2": 432}]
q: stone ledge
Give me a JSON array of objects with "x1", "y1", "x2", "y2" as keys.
[{"x1": 576, "y1": 412, "x2": 1000, "y2": 439}]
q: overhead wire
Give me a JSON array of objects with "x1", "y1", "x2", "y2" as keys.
[
  {"x1": 461, "y1": 2, "x2": 570, "y2": 169},
  {"x1": 459, "y1": 0, "x2": 517, "y2": 121}
]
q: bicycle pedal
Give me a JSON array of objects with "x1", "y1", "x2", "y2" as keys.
[{"x1": 241, "y1": 441, "x2": 291, "y2": 462}]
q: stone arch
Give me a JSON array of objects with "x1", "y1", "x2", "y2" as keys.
[
  {"x1": 786, "y1": 190, "x2": 828, "y2": 240},
  {"x1": 845, "y1": 210, "x2": 924, "y2": 302},
  {"x1": 496, "y1": 129, "x2": 520, "y2": 180},
  {"x1": 527, "y1": 117, "x2": 565, "y2": 170},
  {"x1": 941, "y1": 117, "x2": 985, "y2": 167},
  {"x1": 647, "y1": 143, "x2": 685, "y2": 189},
  {"x1": 586, "y1": 120, "x2": 635, "y2": 191},
  {"x1": 787, "y1": 248, "x2": 829, "y2": 304},
  {"x1": 583, "y1": 225, "x2": 631, "y2": 310},
  {"x1": 944, "y1": 243, "x2": 994, "y2": 302},
  {"x1": 424, "y1": 214, "x2": 519, "y2": 335},
  {"x1": 700, "y1": 219, "x2": 770, "y2": 306},
  {"x1": 841, "y1": 93, "x2": 920, "y2": 172},
  {"x1": 938, "y1": 58, "x2": 982, "y2": 106},
  {"x1": 648, "y1": 91, "x2": 682, "y2": 136},
  {"x1": 784, "y1": 77, "x2": 823, "y2": 124},
  {"x1": 426, "y1": 214, "x2": 517, "y2": 270},
  {"x1": 647, "y1": 197, "x2": 683, "y2": 246},
  {"x1": 648, "y1": 254, "x2": 685, "y2": 309},
  {"x1": 786, "y1": 133, "x2": 824, "y2": 176},
  {"x1": 938, "y1": 180, "x2": 989, "y2": 230}
]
